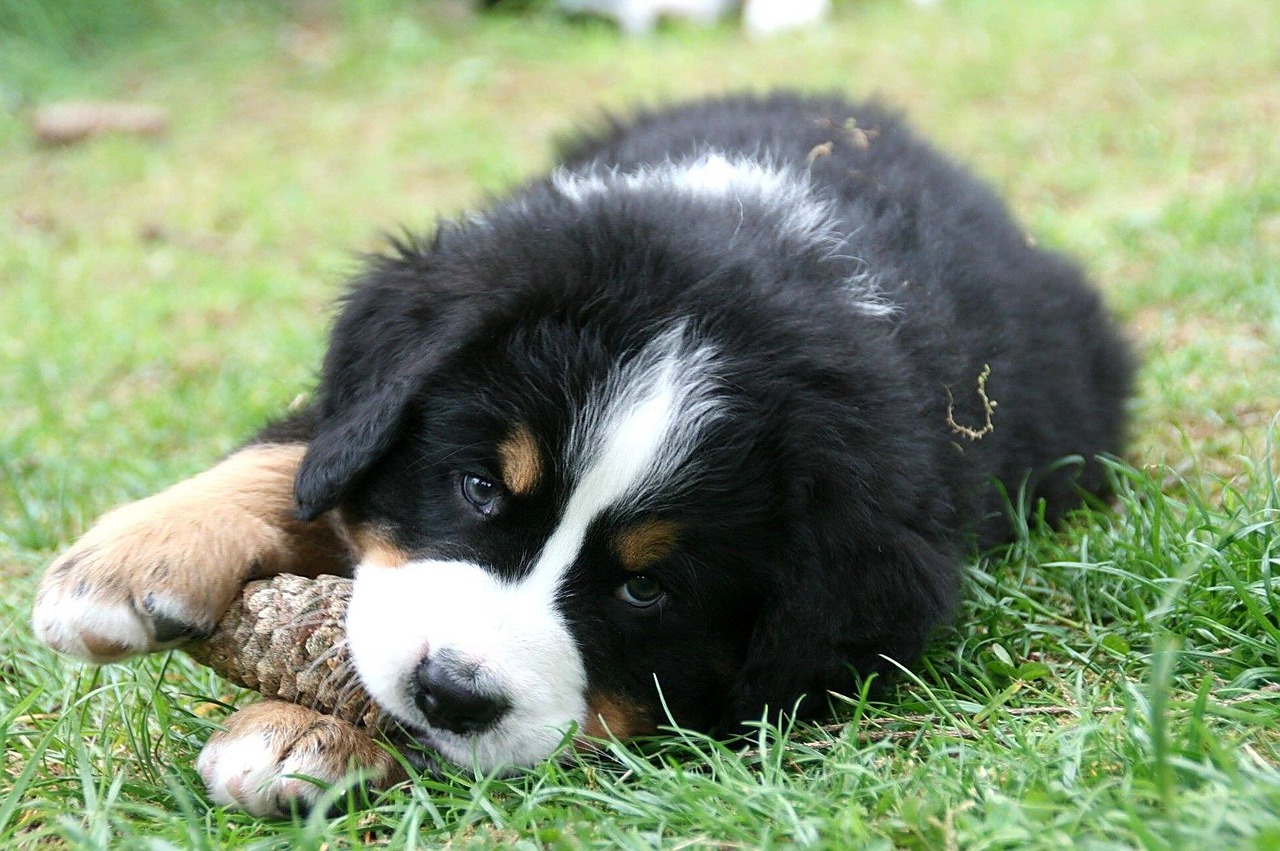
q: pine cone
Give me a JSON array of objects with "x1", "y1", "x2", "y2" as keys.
[{"x1": 186, "y1": 574, "x2": 388, "y2": 729}]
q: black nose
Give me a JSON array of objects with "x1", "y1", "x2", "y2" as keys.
[{"x1": 413, "y1": 654, "x2": 510, "y2": 735}]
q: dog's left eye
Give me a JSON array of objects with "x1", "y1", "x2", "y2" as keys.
[
  {"x1": 460, "y1": 474, "x2": 503, "y2": 515},
  {"x1": 616, "y1": 575, "x2": 665, "y2": 608}
]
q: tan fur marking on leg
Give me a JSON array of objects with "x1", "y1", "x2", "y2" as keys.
[
  {"x1": 64, "y1": 444, "x2": 344, "y2": 582},
  {"x1": 497, "y1": 424, "x2": 543, "y2": 496},
  {"x1": 74, "y1": 443, "x2": 347, "y2": 587},
  {"x1": 580, "y1": 691, "x2": 656, "y2": 741},
  {"x1": 34, "y1": 443, "x2": 353, "y2": 662},
  {"x1": 613, "y1": 519, "x2": 682, "y2": 572},
  {"x1": 201, "y1": 444, "x2": 349, "y2": 578}
]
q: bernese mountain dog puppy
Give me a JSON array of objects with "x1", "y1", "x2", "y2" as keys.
[{"x1": 33, "y1": 92, "x2": 1132, "y2": 816}]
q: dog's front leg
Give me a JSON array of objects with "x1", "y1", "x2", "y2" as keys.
[
  {"x1": 197, "y1": 700, "x2": 403, "y2": 817},
  {"x1": 32, "y1": 441, "x2": 349, "y2": 663}
]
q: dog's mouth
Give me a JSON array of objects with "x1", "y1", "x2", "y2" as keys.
[
  {"x1": 373, "y1": 716, "x2": 451, "y2": 777},
  {"x1": 382, "y1": 712, "x2": 573, "y2": 776},
  {"x1": 345, "y1": 558, "x2": 592, "y2": 773}
]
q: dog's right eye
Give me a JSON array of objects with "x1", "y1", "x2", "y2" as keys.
[
  {"x1": 460, "y1": 474, "x2": 503, "y2": 515},
  {"x1": 616, "y1": 575, "x2": 666, "y2": 609}
]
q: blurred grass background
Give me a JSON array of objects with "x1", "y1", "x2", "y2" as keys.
[{"x1": 1, "y1": 0, "x2": 1278, "y2": 846}]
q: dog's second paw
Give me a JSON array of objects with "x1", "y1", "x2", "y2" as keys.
[
  {"x1": 33, "y1": 550, "x2": 214, "y2": 666},
  {"x1": 197, "y1": 701, "x2": 400, "y2": 818},
  {"x1": 32, "y1": 445, "x2": 310, "y2": 663}
]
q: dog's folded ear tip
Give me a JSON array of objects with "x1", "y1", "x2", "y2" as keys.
[
  {"x1": 292, "y1": 502, "x2": 326, "y2": 523},
  {"x1": 293, "y1": 484, "x2": 342, "y2": 522},
  {"x1": 293, "y1": 465, "x2": 341, "y2": 521}
]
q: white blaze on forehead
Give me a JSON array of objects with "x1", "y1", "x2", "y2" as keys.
[
  {"x1": 552, "y1": 151, "x2": 897, "y2": 318},
  {"x1": 528, "y1": 323, "x2": 722, "y2": 596}
]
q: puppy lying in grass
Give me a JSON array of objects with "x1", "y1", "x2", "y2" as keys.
[{"x1": 33, "y1": 92, "x2": 1131, "y2": 816}]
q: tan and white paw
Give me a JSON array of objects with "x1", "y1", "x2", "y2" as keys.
[
  {"x1": 197, "y1": 701, "x2": 400, "y2": 818},
  {"x1": 32, "y1": 445, "x2": 322, "y2": 664}
]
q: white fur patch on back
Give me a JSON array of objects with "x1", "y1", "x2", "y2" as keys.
[
  {"x1": 553, "y1": 152, "x2": 896, "y2": 317},
  {"x1": 554, "y1": 152, "x2": 837, "y2": 248}
]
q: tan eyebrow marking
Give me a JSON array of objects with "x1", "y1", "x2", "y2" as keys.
[
  {"x1": 497, "y1": 424, "x2": 543, "y2": 496},
  {"x1": 613, "y1": 519, "x2": 681, "y2": 572}
]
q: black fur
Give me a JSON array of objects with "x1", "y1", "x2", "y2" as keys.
[{"x1": 278, "y1": 92, "x2": 1132, "y2": 739}]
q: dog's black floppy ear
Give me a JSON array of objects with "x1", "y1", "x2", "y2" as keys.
[
  {"x1": 716, "y1": 502, "x2": 959, "y2": 737},
  {"x1": 293, "y1": 361, "x2": 422, "y2": 521},
  {"x1": 293, "y1": 249, "x2": 480, "y2": 521}
]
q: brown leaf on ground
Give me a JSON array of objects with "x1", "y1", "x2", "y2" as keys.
[{"x1": 31, "y1": 101, "x2": 169, "y2": 146}]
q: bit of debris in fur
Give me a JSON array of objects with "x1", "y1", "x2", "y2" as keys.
[
  {"x1": 842, "y1": 118, "x2": 880, "y2": 150},
  {"x1": 807, "y1": 141, "x2": 835, "y2": 165},
  {"x1": 945, "y1": 364, "x2": 998, "y2": 440}
]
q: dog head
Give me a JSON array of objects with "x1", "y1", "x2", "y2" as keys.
[{"x1": 294, "y1": 175, "x2": 957, "y2": 771}]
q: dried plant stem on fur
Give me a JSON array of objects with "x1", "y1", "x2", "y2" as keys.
[
  {"x1": 186, "y1": 574, "x2": 388, "y2": 729},
  {"x1": 945, "y1": 364, "x2": 998, "y2": 441}
]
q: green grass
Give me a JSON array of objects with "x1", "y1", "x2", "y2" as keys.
[{"x1": 3, "y1": 0, "x2": 1279, "y2": 846}]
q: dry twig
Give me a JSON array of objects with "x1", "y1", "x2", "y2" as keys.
[
  {"x1": 31, "y1": 101, "x2": 168, "y2": 145},
  {"x1": 945, "y1": 364, "x2": 997, "y2": 440}
]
